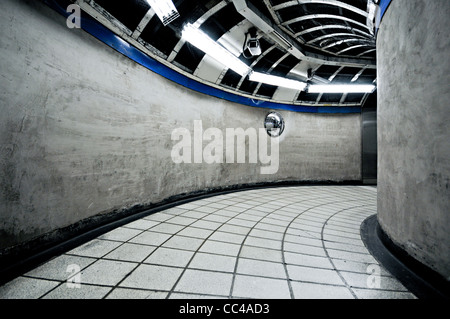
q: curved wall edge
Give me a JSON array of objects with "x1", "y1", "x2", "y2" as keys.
[{"x1": 376, "y1": 0, "x2": 450, "y2": 281}]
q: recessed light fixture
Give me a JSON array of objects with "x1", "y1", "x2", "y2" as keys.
[
  {"x1": 307, "y1": 84, "x2": 376, "y2": 94},
  {"x1": 182, "y1": 23, "x2": 251, "y2": 76},
  {"x1": 146, "y1": 0, "x2": 180, "y2": 26},
  {"x1": 249, "y1": 72, "x2": 307, "y2": 91}
]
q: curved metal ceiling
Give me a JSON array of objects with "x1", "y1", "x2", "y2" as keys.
[{"x1": 64, "y1": 0, "x2": 380, "y2": 108}]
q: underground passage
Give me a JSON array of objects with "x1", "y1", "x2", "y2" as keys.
[{"x1": 0, "y1": 0, "x2": 449, "y2": 301}]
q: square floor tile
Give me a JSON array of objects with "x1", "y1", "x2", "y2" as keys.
[
  {"x1": 80, "y1": 259, "x2": 138, "y2": 286},
  {"x1": 177, "y1": 226, "x2": 214, "y2": 239},
  {"x1": 291, "y1": 281, "x2": 354, "y2": 299},
  {"x1": 152, "y1": 207, "x2": 188, "y2": 222},
  {"x1": 340, "y1": 271, "x2": 409, "y2": 291},
  {"x1": 249, "y1": 228, "x2": 283, "y2": 241},
  {"x1": 224, "y1": 206, "x2": 248, "y2": 213},
  {"x1": 218, "y1": 224, "x2": 250, "y2": 235},
  {"x1": 98, "y1": 227, "x2": 142, "y2": 242},
  {"x1": 236, "y1": 258, "x2": 286, "y2": 279},
  {"x1": 202, "y1": 214, "x2": 230, "y2": 223},
  {"x1": 232, "y1": 275, "x2": 291, "y2": 299},
  {"x1": 144, "y1": 247, "x2": 194, "y2": 267},
  {"x1": 66, "y1": 239, "x2": 122, "y2": 258},
  {"x1": 199, "y1": 240, "x2": 241, "y2": 257},
  {"x1": 25, "y1": 255, "x2": 96, "y2": 281},
  {"x1": 106, "y1": 288, "x2": 168, "y2": 299},
  {"x1": 284, "y1": 252, "x2": 334, "y2": 269},
  {"x1": 169, "y1": 292, "x2": 227, "y2": 299},
  {"x1": 188, "y1": 252, "x2": 236, "y2": 272},
  {"x1": 205, "y1": 202, "x2": 229, "y2": 209},
  {"x1": 254, "y1": 222, "x2": 286, "y2": 233},
  {"x1": 106, "y1": 287, "x2": 169, "y2": 299},
  {"x1": 42, "y1": 284, "x2": 112, "y2": 299},
  {"x1": 214, "y1": 210, "x2": 241, "y2": 218},
  {"x1": 239, "y1": 246, "x2": 282, "y2": 263},
  {"x1": 174, "y1": 269, "x2": 232, "y2": 296},
  {"x1": 124, "y1": 219, "x2": 160, "y2": 230},
  {"x1": 351, "y1": 288, "x2": 417, "y2": 299},
  {"x1": 287, "y1": 265, "x2": 344, "y2": 286},
  {"x1": 226, "y1": 218, "x2": 257, "y2": 228},
  {"x1": 325, "y1": 241, "x2": 368, "y2": 254},
  {"x1": 129, "y1": 231, "x2": 172, "y2": 246},
  {"x1": 150, "y1": 222, "x2": 185, "y2": 235},
  {"x1": 331, "y1": 259, "x2": 392, "y2": 277},
  {"x1": 167, "y1": 216, "x2": 197, "y2": 226},
  {"x1": 162, "y1": 235, "x2": 204, "y2": 251},
  {"x1": 193, "y1": 206, "x2": 218, "y2": 213},
  {"x1": 190, "y1": 220, "x2": 222, "y2": 230},
  {"x1": 0, "y1": 277, "x2": 59, "y2": 299},
  {"x1": 244, "y1": 236, "x2": 281, "y2": 250},
  {"x1": 103, "y1": 243, "x2": 156, "y2": 262},
  {"x1": 326, "y1": 249, "x2": 377, "y2": 264},
  {"x1": 182, "y1": 211, "x2": 209, "y2": 219},
  {"x1": 208, "y1": 231, "x2": 246, "y2": 244},
  {"x1": 284, "y1": 242, "x2": 327, "y2": 257},
  {"x1": 284, "y1": 234, "x2": 322, "y2": 246},
  {"x1": 119, "y1": 264, "x2": 183, "y2": 291}
]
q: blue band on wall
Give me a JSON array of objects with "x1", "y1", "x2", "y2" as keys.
[
  {"x1": 44, "y1": 0, "x2": 362, "y2": 114},
  {"x1": 379, "y1": 0, "x2": 393, "y2": 21}
]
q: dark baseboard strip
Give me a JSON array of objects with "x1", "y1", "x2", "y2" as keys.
[
  {"x1": 361, "y1": 215, "x2": 450, "y2": 299},
  {"x1": 0, "y1": 180, "x2": 362, "y2": 286}
]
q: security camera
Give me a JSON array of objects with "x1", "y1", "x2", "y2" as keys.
[{"x1": 243, "y1": 27, "x2": 261, "y2": 58}]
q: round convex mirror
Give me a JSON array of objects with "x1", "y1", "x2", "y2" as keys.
[{"x1": 264, "y1": 112, "x2": 285, "y2": 137}]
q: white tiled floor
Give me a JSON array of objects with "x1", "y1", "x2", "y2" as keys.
[{"x1": 0, "y1": 186, "x2": 417, "y2": 299}]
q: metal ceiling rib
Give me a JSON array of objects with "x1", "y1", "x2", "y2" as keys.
[
  {"x1": 68, "y1": 0, "x2": 377, "y2": 108},
  {"x1": 273, "y1": 0, "x2": 368, "y2": 16},
  {"x1": 281, "y1": 14, "x2": 371, "y2": 32},
  {"x1": 295, "y1": 25, "x2": 373, "y2": 38}
]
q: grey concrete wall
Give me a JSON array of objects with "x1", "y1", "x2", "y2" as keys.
[
  {"x1": 0, "y1": 0, "x2": 361, "y2": 251},
  {"x1": 377, "y1": 0, "x2": 450, "y2": 279}
]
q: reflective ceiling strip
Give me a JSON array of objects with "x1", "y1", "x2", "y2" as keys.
[
  {"x1": 337, "y1": 44, "x2": 371, "y2": 55},
  {"x1": 322, "y1": 38, "x2": 375, "y2": 50},
  {"x1": 315, "y1": 93, "x2": 324, "y2": 104},
  {"x1": 351, "y1": 67, "x2": 367, "y2": 82},
  {"x1": 308, "y1": 32, "x2": 370, "y2": 45},
  {"x1": 131, "y1": 8, "x2": 155, "y2": 40},
  {"x1": 282, "y1": 14, "x2": 371, "y2": 32},
  {"x1": 272, "y1": 0, "x2": 368, "y2": 18},
  {"x1": 328, "y1": 66, "x2": 344, "y2": 82},
  {"x1": 357, "y1": 48, "x2": 376, "y2": 57},
  {"x1": 166, "y1": 0, "x2": 227, "y2": 63},
  {"x1": 295, "y1": 24, "x2": 373, "y2": 38}
]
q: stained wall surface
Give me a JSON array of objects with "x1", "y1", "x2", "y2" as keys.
[
  {"x1": 377, "y1": 0, "x2": 450, "y2": 279},
  {"x1": 0, "y1": 0, "x2": 361, "y2": 251}
]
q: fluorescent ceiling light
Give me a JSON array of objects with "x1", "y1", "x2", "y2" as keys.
[
  {"x1": 182, "y1": 24, "x2": 251, "y2": 76},
  {"x1": 249, "y1": 72, "x2": 307, "y2": 91},
  {"x1": 146, "y1": 0, "x2": 179, "y2": 26},
  {"x1": 307, "y1": 84, "x2": 376, "y2": 93}
]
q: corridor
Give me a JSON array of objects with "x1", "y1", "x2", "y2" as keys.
[{"x1": 0, "y1": 186, "x2": 416, "y2": 299}]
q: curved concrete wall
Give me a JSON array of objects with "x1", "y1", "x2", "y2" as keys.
[
  {"x1": 377, "y1": 0, "x2": 450, "y2": 279},
  {"x1": 0, "y1": 0, "x2": 361, "y2": 252}
]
